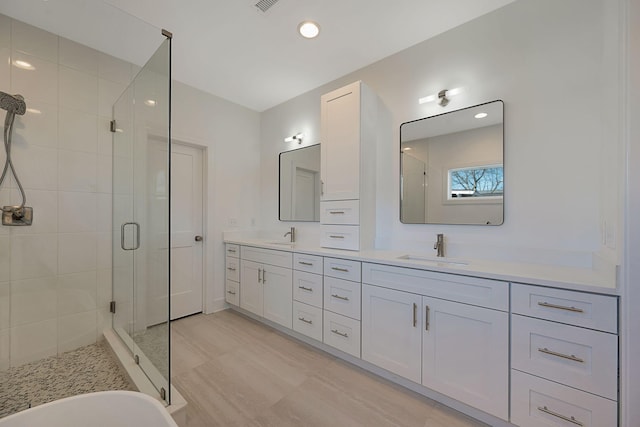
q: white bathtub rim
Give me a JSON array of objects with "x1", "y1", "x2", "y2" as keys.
[{"x1": 0, "y1": 390, "x2": 179, "y2": 427}]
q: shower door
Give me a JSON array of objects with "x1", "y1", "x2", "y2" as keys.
[{"x1": 112, "y1": 38, "x2": 171, "y2": 404}]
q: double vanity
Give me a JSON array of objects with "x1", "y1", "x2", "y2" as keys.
[
  {"x1": 224, "y1": 240, "x2": 619, "y2": 427},
  {"x1": 231, "y1": 80, "x2": 620, "y2": 426}
]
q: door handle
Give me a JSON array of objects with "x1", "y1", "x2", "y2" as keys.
[
  {"x1": 195, "y1": 235, "x2": 203, "y2": 242},
  {"x1": 121, "y1": 222, "x2": 140, "y2": 251}
]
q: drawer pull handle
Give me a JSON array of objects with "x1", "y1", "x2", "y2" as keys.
[
  {"x1": 227, "y1": 290, "x2": 236, "y2": 295},
  {"x1": 298, "y1": 286, "x2": 313, "y2": 292},
  {"x1": 228, "y1": 249, "x2": 237, "y2": 253},
  {"x1": 412, "y1": 303, "x2": 417, "y2": 327},
  {"x1": 331, "y1": 329, "x2": 349, "y2": 338},
  {"x1": 298, "y1": 261, "x2": 314, "y2": 266},
  {"x1": 537, "y1": 301, "x2": 584, "y2": 313},
  {"x1": 537, "y1": 406, "x2": 584, "y2": 426},
  {"x1": 329, "y1": 235, "x2": 345, "y2": 239},
  {"x1": 329, "y1": 211, "x2": 345, "y2": 214},
  {"x1": 227, "y1": 267, "x2": 236, "y2": 271},
  {"x1": 538, "y1": 347, "x2": 584, "y2": 363},
  {"x1": 331, "y1": 294, "x2": 349, "y2": 301},
  {"x1": 298, "y1": 317, "x2": 313, "y2": 325},
  {"x1": 331, "y1": 267, "x2": 349, "y2": 272},
  {"x1": 425, "y1": 305, "x2": 430, "y2": 331}
]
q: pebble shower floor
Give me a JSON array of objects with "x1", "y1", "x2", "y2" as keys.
[{"x1": 0, "y1": 342, "x2": 134, "y2": 418}]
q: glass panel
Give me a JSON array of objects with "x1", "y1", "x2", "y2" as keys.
[{"x1": 112, "y1": 38, "x2": 171, "y2": 404}]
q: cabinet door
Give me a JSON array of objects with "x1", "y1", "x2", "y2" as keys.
[
  {"x1": 240, "y1": 260, "x2": 263, "y2": 317},
  {"x1": 321, "y1": 82, "x2": 360, "y2": 201},
  {"x1": 422, "y1": 296, "x2": 508, "y2": 420},
  {"x1": 262, "y1": 264, "x2": 293, "y2": 328},
  {"x1": 362, "y1": 284, "x2": 422, "y2": 383}
]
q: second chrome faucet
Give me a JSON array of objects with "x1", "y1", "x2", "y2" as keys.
[
  {"x1": 284, "y1": 226, "x2": 296, "y2": 243},
  {"x1": 434, "y1": 233, "x2": 444, "y2": 257}
]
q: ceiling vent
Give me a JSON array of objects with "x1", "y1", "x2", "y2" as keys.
[{"x1": 254, "y1": 0, "x2": 280, "y2": 13}]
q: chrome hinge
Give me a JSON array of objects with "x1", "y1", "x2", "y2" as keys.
[
  {"x1": 160, "y1": 387, "x2": 167, "y2": 400},
  {"x1": 109, "y1": 301, "x2": 116, "y2": 313},
  {"x1": 110, "y1": 120, "x2": 116, "y2": 133},
  {"x1": 134, "y1": 354, "x2": 140, "y2": 365}
]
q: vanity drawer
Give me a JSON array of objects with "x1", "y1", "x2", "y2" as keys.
[
  {"x1": 320, "y1": 225, "x2": 360, "y2": 251},
  {"x1": 293, "y1": 253, "x2": 323, "y2": 274},
  {"x1": 226, "y1": 244, "x2": 240, "y2": 258},
  {"x1": 293, "y1": 270, "x2": 323, "y2": 308},
  {"x1": 293, "y1": 301, "x2": 323, "y2": 342},
  {"x1": 511, "y1": 370, "x2": 617, "y2": 427},
  {"x1": 225, "y1": 279, "x2": 239, "y2": 306},
  {"x1": 362, "y1": 263, "x2": 508, "y2": 311},
  {"x1": 511, "y1": 284, "x2": 618, "y2": 333},
  {"x1": 323, "y1": 311, "x2": 361, "y2": 358},
  {"x1": 324, "y1": 277, "x2": 361, "y2": 320},
  {"x1": 241, "y1": 245, "x2": 293, "y2": 269},
  {"x1": 320, "y1": 200, "x2": 360, "y2": 225},
  {"x1": 512, "y1": 315, "x2": 618, "y2": 400},
  {"x1": 225, "y1": 256, "x2": 240, "y2": 282},
  {"x1": 324, "y1": 257, "x2": 361, "y2": 282}
]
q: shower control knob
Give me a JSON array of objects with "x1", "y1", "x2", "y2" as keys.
[{"x1": 195, "y1": 235, "x2": 203, "y2": 242}]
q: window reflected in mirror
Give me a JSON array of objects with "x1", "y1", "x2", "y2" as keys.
[
  {"x1": 400, "y1": 100, "x2": 504, "y2": 225},
  {"x1": 279, "y1": 144, "x2": 321, "y2": 221}
]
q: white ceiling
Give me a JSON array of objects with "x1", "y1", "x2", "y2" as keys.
[{"x1": 0, "y1": 0, "x2": 516, "y2": 112}]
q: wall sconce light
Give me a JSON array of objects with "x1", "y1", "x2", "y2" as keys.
[
  {"x1": 284, "y1": 133, "x2": 304, "y2": 144},
  {"x1": 418, "y1": 87, "x2": 463, "y2": 106}
]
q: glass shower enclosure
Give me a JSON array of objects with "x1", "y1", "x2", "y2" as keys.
[{"x1": 111, "y1": 36, "x2": 172, "y2": 404}]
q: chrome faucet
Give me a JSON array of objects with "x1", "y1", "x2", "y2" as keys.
[
  {"x1": 434, "y1": 233, "x2": 444, "y2": 257},
  {"x1": 284, "y1": 226, "x2": 296, "y2": 243}
]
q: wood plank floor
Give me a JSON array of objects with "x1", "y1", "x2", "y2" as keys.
[{"x1": 171, "y1": 310, "x2": 488, "y2": 427}]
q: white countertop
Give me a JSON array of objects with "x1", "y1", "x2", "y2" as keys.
[{"x1": 224, "y1": 237, "x2": 619, "y2": 295}]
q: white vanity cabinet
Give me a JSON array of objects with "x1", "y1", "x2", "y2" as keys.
[
  {"x1": 225, "y1": 244, "x2": 240, "y2": 306},
  {"x1": 361, "y1": 262, "x2": 509, "y2": 420},
  {"x1": 361, "y1": 284, "x2": 422, "y2": 383},
  {"x1": 320, "y1": 81, "x2": 379, "y2": 251},
  {"x1": 239, "y1": 246, "x2": 293, "y2": 328},
  {"x1": 422, "y1": 296, "x2": 509, "y2": 420},
  {"x1": 510, "y1": 284, "x2": 619, "y2": 427}
]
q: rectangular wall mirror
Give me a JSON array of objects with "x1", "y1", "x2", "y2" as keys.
[
  {"x1": 279, "y1": 144, "x2": 321, "y2": 221},
  {"x1": 400, "y1": 100, "x2": 504, "y2": 225}
]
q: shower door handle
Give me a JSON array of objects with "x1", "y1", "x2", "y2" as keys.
[{"x1": 121, "y1": 222, "x2": 141, "y2": 251}]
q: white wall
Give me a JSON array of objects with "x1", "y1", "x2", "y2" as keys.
[
  {"x1": 171, "y1": 81, "x2": 261, "y2": 314},
  {"x1": 0, "y1": 16, "x2": 137, "y2": 368},
  {"x1": 260, "y1": 0, "x2": 622, "y2": 268}
]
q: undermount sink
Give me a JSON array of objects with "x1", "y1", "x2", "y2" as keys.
[
  {"x1": 265, "y1": 240, "x2": 295, "y2": 246},
  {"x1": 397, "y1": 254, "x2": 470, "y2": 266}
]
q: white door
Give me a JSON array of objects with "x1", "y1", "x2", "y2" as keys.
[
  {"x1": 292, "y1": 167, "x2": 317, "y2": 221},
  {"x1": 169, "y1": 143, "x2": 204, "y2": 320},
  {"x1": 422, "y1": 296, "x2": 509, "y2": 420},
  {"x1": 361, "y1": 284, "x2": 422, "y2": 383}
]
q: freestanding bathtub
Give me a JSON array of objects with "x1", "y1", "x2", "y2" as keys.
[{"x1": 0, "y1": 391, "x2": 179, "y2": 427}]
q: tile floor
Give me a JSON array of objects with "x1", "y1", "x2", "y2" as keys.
[{"x1": 171, "y1": 310, "x2": 487, "y2": 427}]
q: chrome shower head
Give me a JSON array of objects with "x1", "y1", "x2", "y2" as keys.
[{"x1": 0, "y1": 92, "x2": 26, "y2": 115}]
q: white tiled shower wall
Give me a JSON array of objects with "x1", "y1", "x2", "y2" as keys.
[{"x1": 0, "y1": 14, "x2": 139, "y2": 369}]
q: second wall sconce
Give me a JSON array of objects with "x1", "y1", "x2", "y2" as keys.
[{"x1": 284, "y1": 132, "x2": 305, "y2": 144}]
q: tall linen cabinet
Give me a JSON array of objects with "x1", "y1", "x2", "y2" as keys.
[{"x1": 320, "y1": 81, "x2": 381, "y2": 251}]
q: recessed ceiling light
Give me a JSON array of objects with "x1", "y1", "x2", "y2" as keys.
[
  {"x1": 145, "y1": 99, "x2": 157, "y2": 107},
  {"x1": 403, "y1": 147, "x2": 412, "y2": 151},
  {"x1": 13, "y1": 60, "x2": 35, "y2": 70},
  {"x1": 475, "y1": 112, "x2": 488, "y2": 119},
  {"x1": 298, "y1": 21, "x2": 320, "y2": 39}
]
